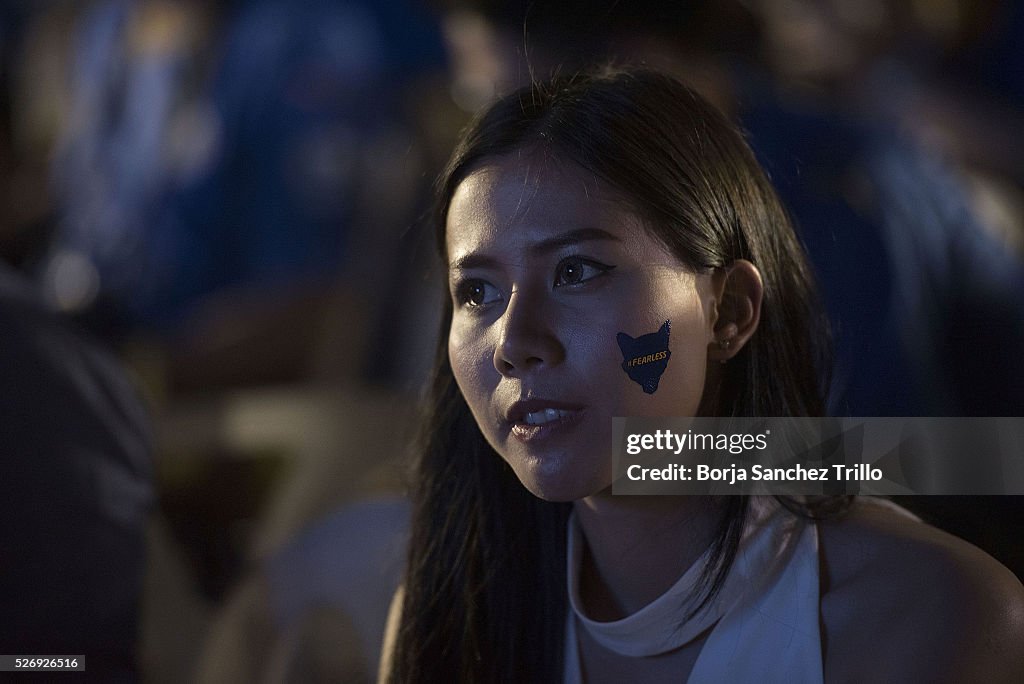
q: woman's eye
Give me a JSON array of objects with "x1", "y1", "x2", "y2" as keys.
[
  {"x1": 455, "y1": 279, "x2": 501, "y2": 308},
  {"x1": 554, "y1": 257, "x2": 614, "y2": 287}
]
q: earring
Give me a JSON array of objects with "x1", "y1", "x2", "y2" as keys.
[{"x1": 718, "y1": 337, "x2": 731, "y2": 364}]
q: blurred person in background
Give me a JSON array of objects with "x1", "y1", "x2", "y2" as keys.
[
  {"x1": 4, "y1": 1, "x2": 447, "y2": 681},
  {"x1": 2, "y1": 4, "x2": 154, "y2": 681},
  {"x1": 96, "y1": 0, "x2": 448, "y2": 681},
  {"x1": 0, "y1": 260, "x2": 154, "y2": 681},
  {"x1": 20, "y1": 0, "x2": 445, "y2": 393},
  {"x1": 736, "y1": 0, "x2": 1024, "y2": 417}
]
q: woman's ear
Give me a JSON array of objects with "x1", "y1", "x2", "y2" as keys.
[{"x1": 707, "y1": 260, "x2": 763, "y2": 363}]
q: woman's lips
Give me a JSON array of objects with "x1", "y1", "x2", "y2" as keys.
[{"x1": 505, "y1": 400, "x2": 585, "y2": 442}]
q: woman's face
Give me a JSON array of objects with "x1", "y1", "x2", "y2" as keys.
[{"x1": 446, "y1": 153, "x2": 721, "y2": 502}]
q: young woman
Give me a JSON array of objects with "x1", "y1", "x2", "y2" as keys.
[{"x1": 381, "y1": 69, "x2": 1024, "y2": 682}]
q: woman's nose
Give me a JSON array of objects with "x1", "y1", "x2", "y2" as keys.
[{"x1": 493, "y1": 290, "x2": 565, "y2": 376}]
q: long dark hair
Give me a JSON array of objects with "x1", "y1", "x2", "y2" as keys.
[{"x1": 391, "y1": 68, "x2": 832, "y2": 683}]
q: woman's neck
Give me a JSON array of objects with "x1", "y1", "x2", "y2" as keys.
[{"x1": 572, "y1": 495, "x2": 725, "y2": 621}]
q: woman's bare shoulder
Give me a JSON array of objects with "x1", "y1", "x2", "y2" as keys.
[{"x1": 817, "y1": 499, "x2": 1024, "y2": 682}]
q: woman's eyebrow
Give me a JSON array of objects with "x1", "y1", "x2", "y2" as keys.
[
  {"x1": 530, "y1": 227, "x2": 621, "y2": 254},
  {"x1": 448, "y1": 253, "x2": 502, "y2": 273},
  {"x1": 449, "y1": 227, "x2": 621, "y2": 272}
]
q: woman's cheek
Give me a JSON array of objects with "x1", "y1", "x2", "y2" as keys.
[
  {"x1": 646, "y1": 335, "x2": 708, "y2": 417},
  {"x1": 447, "y1": 326, "x2": 474, "y2": 395},
  {"x1": 449, "y1": 326, "x2": 495, "y2": 401}
]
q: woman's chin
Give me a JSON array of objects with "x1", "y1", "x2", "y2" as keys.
[{"x1": 515, "y1": 467, "x2": 612, "y2": 503}]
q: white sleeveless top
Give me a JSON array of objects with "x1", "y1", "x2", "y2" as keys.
[{"x1": 563, "y1": 498, "x2": 824, "y2": 683}]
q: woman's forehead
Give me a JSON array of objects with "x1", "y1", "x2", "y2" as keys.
[{"x1": 445, "y1": 153, "x2": 646, "y2": 261}]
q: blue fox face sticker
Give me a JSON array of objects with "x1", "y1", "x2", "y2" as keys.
[{"x1": 617, "y1": 321, "x2": 672, "y2": 394}]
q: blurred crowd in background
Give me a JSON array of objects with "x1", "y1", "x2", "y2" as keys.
[{"x1": 1, "y1": 0, "x2": 1022, "y2": 681}]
